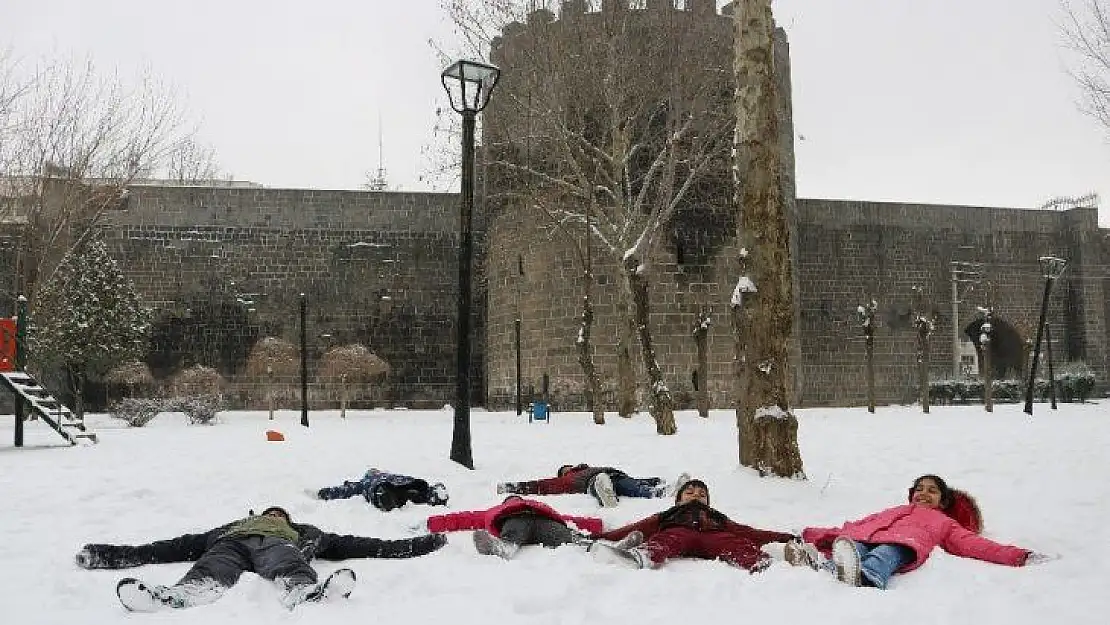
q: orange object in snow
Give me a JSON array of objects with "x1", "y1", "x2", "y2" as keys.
[{"x1": 266, "y1": 430, "x2": 285, "y2": 442}]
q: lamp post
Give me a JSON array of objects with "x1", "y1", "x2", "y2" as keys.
[
  {"x1": 1023, "y1": 256, "x2": 1066, "y2": 415},
  {"x1": 441, "y1": 59, "x2": 500, "y2": 469},
  {"x1": 300, "y1": 293, "x2": 309, "y2": 427}
]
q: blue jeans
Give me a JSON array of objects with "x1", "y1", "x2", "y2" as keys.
[
  {"x1": 847, "y1": 541, "x2": 915, "y2": 590},
  {"x1": 612, "y1": 476, "x2": 663, "y2": 498}
]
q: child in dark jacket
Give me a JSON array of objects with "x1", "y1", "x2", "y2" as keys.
[
  {"x1": 315, "y1": 468, "x2": 448, "y2": 511},
  {"x1": 76, "y1": 506, "x2": 447, "y2": 611},
  {"x1": 497, "y1": 463, "x2": 689, "y2": 508},
  {"x1": 588, "y1": 478, "x2": 793, "y2": 572}
]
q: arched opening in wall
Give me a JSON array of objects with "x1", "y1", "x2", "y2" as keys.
[{"x1": 965, "y1": 316, "x2": 1025, "y2": 380}]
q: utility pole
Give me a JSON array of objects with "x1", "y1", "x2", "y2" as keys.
[{"x1": 949, "y1": 260, "x2": 982, "y2": 376}]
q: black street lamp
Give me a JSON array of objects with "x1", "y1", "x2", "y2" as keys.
[
  {"x1": 441, "y1": 59, "x2": 500, "y2": 469},
  {"x1": 1023, "y1": 255, "x2": 1066, "y2": 415}
]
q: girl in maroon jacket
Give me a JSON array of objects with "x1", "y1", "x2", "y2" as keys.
[
  {"x1": 588, "y1": 478, "x2": 794, "y2": 572},
  {"x1": 425, "y1": 496, "x2": 604, "y2": 560},
  {"x1": 788, "y1": 474, "x2": 1057, "y2": 589}
]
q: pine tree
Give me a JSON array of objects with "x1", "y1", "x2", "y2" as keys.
[{"x1": 31, "y1": 239, "x2": 152, "y2": 415}]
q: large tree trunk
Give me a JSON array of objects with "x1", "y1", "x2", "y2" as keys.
[
  {"x1": 918, "y1": 329, "x2": 931, "y2": 413},
  {"x1": 982, "y1": 328, "x2": 993, "y2": 413},
  {"x1": 623, "y1": 261, "x2": 677, "y2": 435},
  {"x1": 731, "y1": 0, "x2": 804, "y2": 478},
  {"x1": 864, "y1": 311, "x2": 876, "y2": 413},
  {"x1": 616, "y1": 279, "x2": 638, "y2": 418},
  {"x1": 693, "y1": 311, "x2": 711, "y2": 418},
  {"x1": 577, "y1": 294, "x2": 605, "y2": 424}
]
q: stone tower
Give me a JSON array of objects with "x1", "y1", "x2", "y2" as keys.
[{"x1": 481, "y1": 0, "x2": 798, "y2": 410}]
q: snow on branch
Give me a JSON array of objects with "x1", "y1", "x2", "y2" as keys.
[{"x1": 731, "y1": 275, "x2": 757, "y2": 307}]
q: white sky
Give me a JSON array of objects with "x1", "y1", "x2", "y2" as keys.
[{"x1": 3, "y1": 0, "x2": 1108, "y2": 225}]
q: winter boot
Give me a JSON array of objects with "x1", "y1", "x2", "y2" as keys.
[
  {"x1": 281, "y1": 568, "x2": 356, "y2": 610},
  {"x1": 784, "y1": 540, "x2": 822, "y2": 570},
  {"x1": 116, "y1": 578, "x2": 220, "y2": 612},
  {"x1": 588, "y1": 542, "x2": 651, "y2": 569},
  {"x1": 370, "y1": 485, "x2": 401, "y2": 512},
  {"x1": 473, "y1": 530, "x2": 522, "y2": 560},
  {"x1": 588, "y1": 473, "x2": 619, "y2": 508},
  {"x1": 429, "y1": 482, "x2": 449, "y2": 506},
  {"x1": 830, "y1": 537, "x2": 862, "y2": 586}
]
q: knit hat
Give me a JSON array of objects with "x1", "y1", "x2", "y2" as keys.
[
  {"x1": 260, "y1": 506, "x2": 292, "y2": 523},
  {"x1": 674, "y1": 478, "x2": 709, "y2": 505}
]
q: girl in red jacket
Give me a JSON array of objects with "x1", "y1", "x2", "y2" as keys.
[
  {"x1": 790, "y1": 474, "x2": 1057, "y2": 589},
  {"x1": 587, "y1": 478, "x2": 794, "y2": 572},
  {"x1": 425, "y1": 496, "x2": 603, "y2": 560}
]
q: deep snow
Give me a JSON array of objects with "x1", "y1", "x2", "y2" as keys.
[{"x1": 1, "y1": 402, "x2": 1106, "y2": 624}]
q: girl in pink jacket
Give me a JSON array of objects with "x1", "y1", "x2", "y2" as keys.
[
  {"x1": 425, "y1": 496, "x2": 603, "y2": 560},
  {"x1": 791, "y1": 475, "x2": 1054, "y2": 589}
]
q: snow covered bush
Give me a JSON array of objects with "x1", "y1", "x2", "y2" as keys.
[
  {"x1": 109, "y1": 398, "x2": 162, "y2": 427},
  {"x1": 164, "y1": 395, "x2": 222, "y2": 425}
]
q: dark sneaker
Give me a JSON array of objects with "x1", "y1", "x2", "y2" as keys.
[
  {"x1": 831, "y1": 537, "x2": 862, "y2": 586},
  {"x1": 430, "y1": 482, "x2": 449, "y2": 505}
]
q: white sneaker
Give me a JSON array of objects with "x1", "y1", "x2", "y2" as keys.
[
  {"x1": 473, "y1": 530, "x2": 521, "y2": 560},
  {"x1": 588, "y1": 542, "x2": 650, "y2": 569},
  {"x1": 831, "y1": 537, "x2": 862, "y2": 586},
  {"x1": 668, "y1": 472, "x2": 692, "y2": 497},
  {"x1": 590, "y1": 473, "x2": 619, "y2": 508},
  {"x1": 281, "y1": 568, "x2": 356, "y2": 610},
  {"x1": 612, "y1": 530, "x2": 644, "y2": 550}
]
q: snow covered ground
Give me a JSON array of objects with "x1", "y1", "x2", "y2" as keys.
[{"x1": 1, "y1": 402, "x2": 1106, "y2": 624}]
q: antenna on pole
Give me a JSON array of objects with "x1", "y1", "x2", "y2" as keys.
[{"x1": 367, "y1": 113, "x2": 388, "y2": 191}]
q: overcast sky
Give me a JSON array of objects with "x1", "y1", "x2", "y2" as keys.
[{"x1": 3, "y1": 0, "x2": 1108, "y2": 225}]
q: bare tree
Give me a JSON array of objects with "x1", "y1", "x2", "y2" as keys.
[
  {"x1": 731, "y1": 0, "x2": 804, "y2": 478},
  {"x1": 858, "y1": 298, "x2": 877, "y2": 413},
  {"x1": 171, "y1": 364, "x2": 223, "y2": 398},
  {"x1": 0, "y1": 56, "x2": 217, "y2": 307},
  {"x1": 317, "y1": 344, "x2": 391, "y2": 418},
  {"x1": 692, "y1": 310, "x2": 711, "y2": 418},
  {"x1": 1062, "y1": 1, "x2": 1110, "y2": 130},
  {"x1": 911, "y1": 285, "x2": 935, "y2": 414},
  {"x1": 977, "y1": 306, "x2": 994, "y2": 412},
  {"x1": 245, "y1": 337, "x2": 299, "y2": 420},
  {"x1": 445, "y1": 0, "x2": 734, "y2": 435}
]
